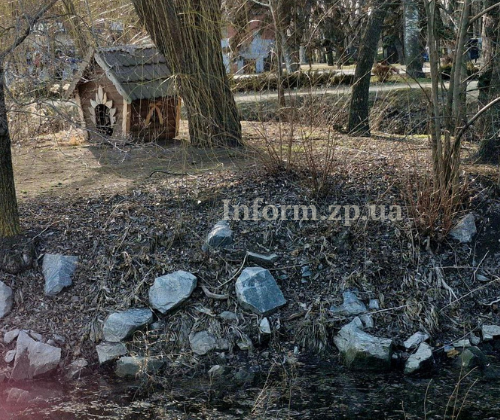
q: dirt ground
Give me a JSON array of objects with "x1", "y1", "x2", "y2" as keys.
[{"x1": 3, "y1": 116, "x2": 500, "y2": 383}]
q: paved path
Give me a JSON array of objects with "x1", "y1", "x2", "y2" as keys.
[{"x1": 234, "y1": 81, "x2": 479, "y2": 103}]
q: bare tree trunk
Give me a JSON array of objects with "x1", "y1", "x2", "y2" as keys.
[
  {"x1": 403, "y1": 0, "x2": 424, "y2": 78},
  {"x1": 132, "y1": 0, "x2": 242, "y2": 147},
  {"x1": 476, "y1": 0, "x2": 500, "y2": 163},
  {"x1": 347, "y1": 0, "x2": 389, "y2": 136},
  {"x1": 0, "y1": 61, "x2": 20, "y2": 238}
]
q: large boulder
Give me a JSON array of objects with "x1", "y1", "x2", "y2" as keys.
[
  {"x1": 333, "y1": 317, "x2": 392, "y2": 371},
  {"x1": 235, "y1": 267, "x2": 286, "y2": 315},
  {"x1": 202, "y1": 220, "x2": 233, "y2": 251},
  {"x1": 0, "y1": 281, "x2": 13, "y2": 319},
  {"x1": 449, "y1": 213, "x2": 476, "y2": 243},
  {"x1": 149, "y1": 270, "x2": 197, "y2": 314},
  {"x1": 404, "y1": 342, "x2": 434, "y2": 374},
  {"x1": 43, "y1": 254, "x2": 79, "y2": 296},
  {"x1": 103, "y1": 308, "x2": 153, "y2": 342},
  {"x1": 330, "y1": 291, "x2": 367, "y2": 316},
  {"x1": 96, "y1": 342, "x2": 128, "y2": 364},
  {"x1": 11, "y1": 331, "x2": 61, "y2": 380},
  {"x1": 115, "y1": 356, "x2": 164, "y2": 378}
]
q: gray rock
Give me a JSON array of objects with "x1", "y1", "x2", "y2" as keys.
[
  {"x1": 115, "y1": 356, "x2": 164, "y2": 378},
  {"x1": 235, "y1": 267, "x2": 286, "y2": 315},
  {"x1": 359, "y1": 314, "x2": 374, "y2": 329},
  {"x1": 233, "y1": 367, "x2": 255, "y2": 384},
  {"x1": 0, "y1": 281, "x2": 13, "y2": 319},
  {"x1": 476, "y1": 274, "x2": 489, "y2": 282},
  {"x1": 189, "y1": 331, "x2": 217, "y2": 355},
  {"x1": 96, "y1": 342, "x2": 128, "y2": 364},
  {"x1": 220, "y1": 311, "x2": 238, "y2": 322},
  {"x1": 449, "y1": 213, "x2": 476, "y2": 243},
  {"x1": 404, "y1": 343, "x2": 434, "y2": 374},
  {"x1": 29, "y1": 331, "x2": 43, "y2": 342},
  {"x1": 52, "y1": 334, "x2": 66, "y2": 345},
  {"x1": 259, "y1": 318, "x2": 271, "y2": 334},
  {"x1": 4, "y1": 350, "x2": 16, "y2": 363},
  {"x1": 11, "y1": 331, "x2": 61, "y2": 380},
  {"x1": 453, "y1": 339, "x2": 471, "y2": 348},
  {"x1": 470, "y1": 333, "x2": 481, "y2": 346},
  {"x1": 150, "y1": 321, "x2": 164, "y2": 331},
  {"x1": 4, "y1": 329, "x2": 20, "y2": 344},
  {"x1": 202, "y1": 220, "x2": 233, "y2": 251},
  {"x1": 482, "y1": 325, "x2": 500, "y2": 341},
  {"x1": 42, "y1": 254, "x2": 79, "y2": 296},
  {"x1": 369, "y1": 299, "x2": 380, "y2": 310},
  {"x1": 404, "y1": 332, "x2": 429, "y2": 350},
  {"x1": 6, "y1": 388, "x2": 30, "y2": 404},
  {"x1": 456, "y1": 347, "x2": 486, "y2": 370},
  {"x1": 246, "y1": 251, "x2": 279, "y2": 266},
  {"x1": 103, "y1": 308, "x2": 153, "y2": 342},
  {"x1": 65, "y1": 358, "x2": 88, "y2": 380},
  {"x1": 333, "y1": 317, "x2": 392, "y2": 371},
  {"x1": 217, "y1": 338, "x2": 231, "y2": 351},
  {"x1": 208, "y1": 365, "x2": 227, "y2": 377},
  {"x1": 149, "y1": 270, "x2": 197, "y2": 314},
  {"x1": 236, "y1": 333, "x2": 253, "y2": 351},
  {"x1": 330, "y1": 291, "x2": 367, "y2": 316},
  {"x1": 301, "y1": 266, "x2": 312, "y2": 278}
]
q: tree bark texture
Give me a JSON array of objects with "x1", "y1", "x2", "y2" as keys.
[
  {"x1": 0, "y1": 61, "x2": 21, "y2": 238},
  {"x1": 476, "y1": 0, "x2": 500, "y2": 163},
  {"x1": 347, "y1": 0, "x2": 389, "y2": 136},
  {"x1": 403, "y1": 0, "x2": 424, "y2": 78},
  {"x1": 131, "y1": 0, "x2": 242, "y2": 147}
]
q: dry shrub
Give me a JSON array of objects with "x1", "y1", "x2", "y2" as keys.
[
  {"x1": 402, "y1": 169, "x2": 469, "y2": 242},
  {"x1": 8, "y1": 101, "x2": 79, "y2": 143},
  {"x1": 248, "y1": 91, "x2": 344, "y2": 197}
]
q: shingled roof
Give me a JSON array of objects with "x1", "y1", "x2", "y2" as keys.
[{"x1": 67, "y1": 45, "x2": 175, "y2": 102}]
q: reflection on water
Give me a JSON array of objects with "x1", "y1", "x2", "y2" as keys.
[{"x1": 1, "y1": 364, "x2": 499, "y2": 420}]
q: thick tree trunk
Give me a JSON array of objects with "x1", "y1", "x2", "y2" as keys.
[
  {"x1": 403, "y1": 0, "x2": 424, "y2": 78},
  {"x1": 0, "y1": 61, "x2": 21, "y2": 238},
  {"x1": 131, "y1": 0, "x2": 242, "y2": 147},
  {"x1": 476, "y1": 0, "x2": 500, "y2": 163},
  {"x1": 347, "y1": 0, "x2": 389, "y2": 136}
]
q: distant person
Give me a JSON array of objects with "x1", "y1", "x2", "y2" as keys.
[{"x1": 467, "y1": 38, "x2": 479, "y2": 63}]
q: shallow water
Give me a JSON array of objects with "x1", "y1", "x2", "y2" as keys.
[{"x1": 1, "y1": 364, "x2": 499, "y2": 420}]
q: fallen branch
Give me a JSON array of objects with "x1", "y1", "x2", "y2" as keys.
[{"x1": 201, "y1": 284, "x2": 229, "y2": 300}]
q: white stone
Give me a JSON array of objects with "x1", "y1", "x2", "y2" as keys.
[
  {"x1": 404, "y1": 332, "x2": 429, "y2": 350},
  {"x1": 405, "y1": 342, "x2": 433, "y2": 374},
  {"x1": 259, "y1": 318, "x2": 271, "y2": 335}
]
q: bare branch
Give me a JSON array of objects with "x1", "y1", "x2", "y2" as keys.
[
  {"x1": 0, "y1": 0, "x2": 59, "y2": 61},
  {"x1": 469, "y1": 1, "x2": 500, "y2": 25},
  {"x1": 455, "y1": 96, "x2": 500, "y2": 144}
]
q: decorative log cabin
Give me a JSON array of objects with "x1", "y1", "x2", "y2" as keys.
[{"x1": 67, "y1": 45, "x2": 180, "y2": 141}]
